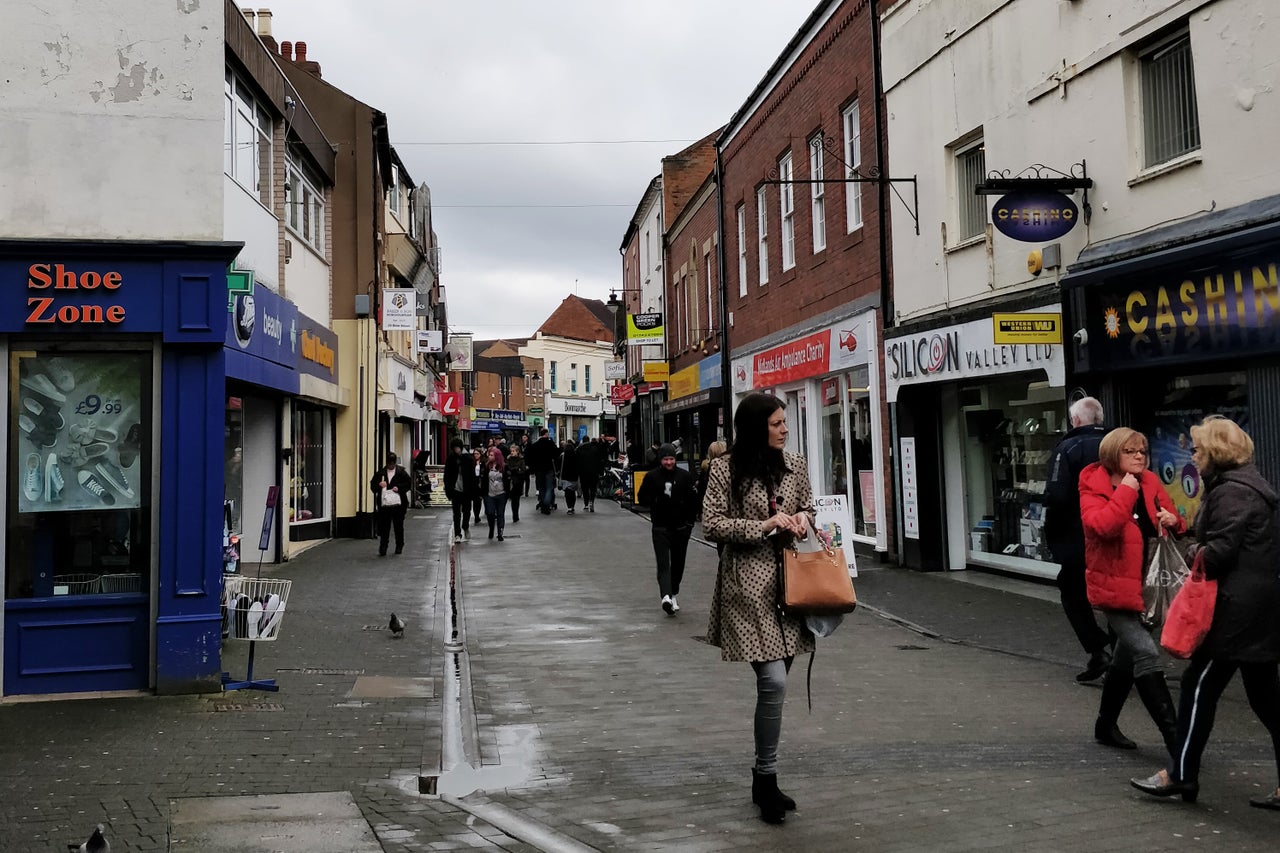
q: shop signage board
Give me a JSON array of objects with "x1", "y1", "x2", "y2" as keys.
[
  {"x1": 296, "y1": 311, "x2": 339, "y2": 383},
  {"x1": 992, "y1": 312, "x2": 1062, "y2": 345},
  {"x1": 736, "y1": 313, "x2": 872, "y2": 391},
  {"x1": 991, "y1": 191, "x2": 1079, "y2": 242},
  {"x1": 698, "y1": 352, "x2": 723, "y2": 389},
  {"x1": 626, "y1": 312, "x2": 664, "y2": 344},
  {"x1": 227, "y1": 282, "x2": 298, "y2": 370},
  {"x1": 437, "y1": 392, "x2": 463, "y2": 416},
  {"x1": 1079, "y1": 243, "x2": 1280, "y2": 370},
  {"x1": 814, "y1": 494, "x2": 858, "y2": 576},
  {"x1": 610, "y1": 384, "x2": 635, "y2": 405},
  {"x1": 668, "y1": 363, "x2": 699, "y2": 398},
  {"x1": 381, "y1": 289, "x2": 416, "y2": 331},
  {"x1": 900, "y1": 437, "x2": 919, "y2": 539},
  {"x1": 445, "y1": 334, "x2": 473, "y2": 371},
  {"x1": 643, "y1": 361, "x2": 670, "y2": 383},
  {"x1": 884, "y1": 304, "x2": 1066, "y2": 402},
  {"x1": 605, "y1": 360, "x2": 627, "y2": 380},
  {"x1": 414, "y1": 329, "x2": 443, "y2": 354}
]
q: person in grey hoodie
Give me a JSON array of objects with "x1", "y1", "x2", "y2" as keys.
[{"x1": 637, "y1": 443, "x2": 698, "y2": 614}]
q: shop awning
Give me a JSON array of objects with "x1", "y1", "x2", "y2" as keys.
[{"x1": 660, "y1": 387, "x2": 722, "y2": 414}]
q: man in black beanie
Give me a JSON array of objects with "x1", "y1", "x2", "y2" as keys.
[{"x1": 637, "y1": 443, "x2": 698, "y2": 614}]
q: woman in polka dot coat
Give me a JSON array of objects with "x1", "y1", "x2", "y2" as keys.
[{"x1": 702, "y1": 392, "x2": 815, "y2": 825}]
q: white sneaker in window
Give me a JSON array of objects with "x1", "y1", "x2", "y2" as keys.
[
  {"x1": 23, "y1": 453, "x2": 42, "y2": 502},
  {"x1": 45, "y1": 454, "x2": 65, "y2": 503},
  {"x1": 94, "y1": 461, "x2": 134, "y2": 499},
  {"x1": 670, "y1": 597, "x2": 680, "y2": 612},
  {"x1": 661, "y1": 595, "x2": 674, "y2": 615}
]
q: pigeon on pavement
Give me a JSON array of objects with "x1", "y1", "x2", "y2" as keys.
[
  {"x1": 68, "y1": 823, "x2": 108, "y2": 853},
  {"x1": 389, "y1": 613, "x2": 406, "y2": 638}
]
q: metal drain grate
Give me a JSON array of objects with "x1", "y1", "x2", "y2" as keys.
[
  {"x1": 210, "y1": 702, "x2": 284, "y2": 712},
  {"x1": 896, "y1": 644, "x2": 931, "y2": 651},
  {"x1": 276, "y1": 667, "x2": 366, "y2": 675}
]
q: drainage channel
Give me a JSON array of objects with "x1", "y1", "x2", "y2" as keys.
[{"x1": 419, "y1": 543, "x2": 598, "y2": 853}]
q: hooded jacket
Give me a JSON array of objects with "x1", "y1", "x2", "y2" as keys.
[
  {"x1": 1188, "y1": 463, "x2": 1280, "y2": 662},
  {"x1": 1079, "y1": 463, "x2": 1185, "y2": 611}
]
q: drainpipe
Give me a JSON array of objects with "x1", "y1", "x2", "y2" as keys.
[
  {"x1": 870, "y1": 0, "x2": 892, "y2": 330},
  {"x1": 715, "y1": 147, "x2": 733, "y2": 444}
]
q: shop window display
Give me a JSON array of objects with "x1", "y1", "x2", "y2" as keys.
[
  {"x1": 7, "y1": 349, "x2": 150, "y2": 598},
  {"x1": 819, "y1": 368, "x2": 876, "y2": 540},
  {"x1": 224, "y1": 397, "x2": 244, "y2": 573},
  {"x1": 962, "y1": 380, "x2": 1065, "y2": 570},
  {"x1": 291, "y1": 406, "x2": 327, "y2": 523}
]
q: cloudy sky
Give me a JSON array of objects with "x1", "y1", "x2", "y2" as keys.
[{"x1": 261, "y1": 1, "x2": 815, "y2": 341}]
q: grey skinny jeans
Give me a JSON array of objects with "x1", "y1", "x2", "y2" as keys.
[
  {"x1": 1103, "y1": 609, "x2": 1163, "y2": 679},
  {"x1": 751, "y1": 657, "x2": 794, "y2": 775}
]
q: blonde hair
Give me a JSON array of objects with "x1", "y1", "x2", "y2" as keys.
[
  {"x1": 1190, "y1": 416, "x2": 1253, "y2": 472},
  {"x1": 1098, "y1": 427, "x2": 1148, "y2": 473},
  {"x1": 707, "y1": 440, "x2": 728, "y2": 460}
]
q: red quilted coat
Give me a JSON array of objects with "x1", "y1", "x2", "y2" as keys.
[{"x1": 1079, "y1": 463, "x2": 1186, "y2": 611}]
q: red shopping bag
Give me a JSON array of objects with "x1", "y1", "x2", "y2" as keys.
[{"x1": 1159, "y1": 551, "x2": 1217, "y2": 659}]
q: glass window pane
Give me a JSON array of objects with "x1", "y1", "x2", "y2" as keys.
[{"x1": 292, "y1": 407, "x2": 327, "y2": 522}]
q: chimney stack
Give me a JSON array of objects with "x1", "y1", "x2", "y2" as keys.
[
  {"x1": 256, "y1": 8, "x2": 273, "y2": 37},
  {"x1": 241, "y1": 7, "x2": 255, "y2": 28},
  {"x1": 281, "y1": 41, "x2": 292, "y2": 61},
  {"x1": 295, "y1": 41, "x2": 307, "y2": 62}
]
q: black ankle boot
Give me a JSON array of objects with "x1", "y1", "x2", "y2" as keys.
[
  {"x1": 1095, "y1": 666, "x2": 1137, "y2": 749},
  {"x1": 750, "y1": 769, "x2": 789, "y2": 823},
  {"x1": 752, "y1": 767, "x2": 797, "y2": 810},
  {"x1": 1134, "y1": 671, "x2": 1180, "y2": 758}
]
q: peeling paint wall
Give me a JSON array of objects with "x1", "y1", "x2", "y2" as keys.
[{"x1": 1, "y1": 1, "x2": 223, "y2": 240}]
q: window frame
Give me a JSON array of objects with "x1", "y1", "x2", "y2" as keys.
[
  {"x1": 809, "y1": 136, "x2": 826, "y2": 253},
  {"x1": 843, "y1": 101, "x2": 863, "y2": 232},
  {"x1": 779, "y1": 152, "x2": 795, "y2": 271},
  {"x1": 736, "y1": 203, "x2": 748, "y2": 297},
  {"x1": 756, "y1": 186, "x2": 769, "y2": 286},
  {"x1": 286, "y1": 150, "x2": 326, "y2": 255},
  {"x1": 953, "y1": 137, "x2": 987, "y2": 243},
  {"x1": 1138, "y1": 27, "x2": 1201, "y2": 170},
  {"x1": 223, "y1": 69, "x2": 272, "y2": 207}
]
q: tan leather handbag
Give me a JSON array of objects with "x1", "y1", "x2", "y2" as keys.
[{"x1": 780, "y1": 518, "x2": 857, "y2": 615}]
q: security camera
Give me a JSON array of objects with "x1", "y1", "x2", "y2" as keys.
[{"x1": 1072, "y1": 328, "x2": 1088, "y2": 346}]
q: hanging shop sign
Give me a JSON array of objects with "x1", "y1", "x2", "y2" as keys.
[
  {"x1": 627, "y1": 312, "x2": 664, "y2": 345},
  {"x1": 884, "y1": 304, "x2": 1065, "y2": 403},
  {"x1": 1079, "y1": 244, "x2": 1280, "y2": 370},
  {"x1": 610, "y1": 384, "x2": 635, "y2": 405},
  {"x1": 437, "y1": 392, "x2": 463, "y2": 416},
  {"x1": 992, "y1": 312, "x2": 1062, "y2": 345},
  {"x1": 991, "y1": 191, "x2": 1079, "y2": 242},
  {"x1": 414, "y1": 329, "x2": 443, "y2": 354},
  {"x1": 642, "y1": 361, "x2": 670, "y2": 383},
  {"x1": 605, "y1": 360, "x2": 627, "y2": 380},
  {"x1": 297, "y1": 312, "x2": 339, "y2": 382},
  {"x1": 668, "y1": 363, "x2": 699, "y2": 399},
  {"x1": 381, "y1": 289, "x2": 416, "y2": 331},
  {"x1": 445, "y1": 334, "x2": 473, "y2": 371}
]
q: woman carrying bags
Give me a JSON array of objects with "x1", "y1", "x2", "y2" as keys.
[
  {"x1": 702, "y1": 392, "x2": 813, "y2": 825},
  {"x1": 1080, "y1": 427, "x2": 1185, "y2": 755},
  {"x1": 1131, "y1": 416, "x2": 1280, "y2": 808}
]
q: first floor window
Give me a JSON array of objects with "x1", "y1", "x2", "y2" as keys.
[
  {"x1": 955, "y1": 138, "x2": 987, "y2": 242},
  {"x1": 1140, "y1": 28, "x2": 1200, "y2": 168},
  {"x1": 756, "y1": 186, "x2": 769, "y2": 285},
  {"x1": 779, "y1": 152, "x2": 795, "y2": 270}
]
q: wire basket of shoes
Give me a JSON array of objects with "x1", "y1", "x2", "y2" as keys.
[
  {"x1": 53, "y1": 573, "x2": 101, "y2": 595},
  {"x1": 99, "y1": 572, "x2": 144, "y2": 593},
  {"x1": 222, "y1": 576, "x2": 291, "y2": 642}
]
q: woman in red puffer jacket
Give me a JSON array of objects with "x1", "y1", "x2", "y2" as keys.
[{"x1": 1080, "y1": 427, "x2": 1185, "y2": 756}]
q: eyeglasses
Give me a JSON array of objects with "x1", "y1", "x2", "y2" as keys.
[{"x1": 1121, "y1": 448, "x2": 1148, "y2": 457}]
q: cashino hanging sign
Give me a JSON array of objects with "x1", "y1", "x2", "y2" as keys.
[{"x1": 1080, "y1": 245, "x2": 1280, "y2": 370}]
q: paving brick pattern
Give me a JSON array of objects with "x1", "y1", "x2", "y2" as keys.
[{"x1": 0, "y1": 501, "x2": 1276, "y2": 850}]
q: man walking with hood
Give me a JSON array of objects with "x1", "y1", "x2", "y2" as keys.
[{"x1": 637, "y1": 443, "x2": 698, "y2": 614}]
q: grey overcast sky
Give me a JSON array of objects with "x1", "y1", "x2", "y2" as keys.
[{"x1": 260, "y1": 1, "x2": 815, "y2": 341}]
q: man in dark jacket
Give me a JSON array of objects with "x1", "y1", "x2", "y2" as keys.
[
  {"x1": 529, "y1": 427, "x2": 561, "y2": 513},
  {"x1": 443, "y1": 439, "x2": 478, "y2": 542},
  {"x1": 370, "y1": 452, "x2": 412, "y2": 556},
  {"x1": 1044, "y1": 396, "x2": 1113, "y2": 682},
  {"x1": 637, "y1": 443, "x2": 698, "y2": 615},
  {"x1": 576, "y1": 437, "x2": 606, "y2": 512}
]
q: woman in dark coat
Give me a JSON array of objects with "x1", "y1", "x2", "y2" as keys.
[
  {"x1": 1079, "y1": 427, "x2": 1185, "y2": 754},
  {"x1": 1132, "y1": 416, "x2": 1280, "y2": 808},
  {"x1": 558, "y1": 439, "x2": 580, "y2": 514},
  {"x1": 505, "y1": 446, "x2": 528, "y2": 523},
  {"x1": 702, "y1": 393, "x2": 813, "y2": 825}
]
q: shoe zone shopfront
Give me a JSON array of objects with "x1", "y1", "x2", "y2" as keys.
[{"x1": 0, "y1": 241, "x2": 236, "y2": 697}]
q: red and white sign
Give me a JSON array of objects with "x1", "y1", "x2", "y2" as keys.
[
  {"x1": 610, "y1": 384, "x2": 635, "y2": 405},
  {"x1": 438, "y1": 392, "x2": 463, "y2": 416},
  {"x1": 753, "y1": 329, "x2": 830, "y2": 387}
]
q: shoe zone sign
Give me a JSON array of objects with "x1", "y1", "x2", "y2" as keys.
[{"x1": 0, "y1": 261, "x2": 165, "y2": 333}]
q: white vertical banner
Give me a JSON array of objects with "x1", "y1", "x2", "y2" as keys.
[
  {"x1": 814, "y1": 494, "x2": 858, "y2": 576},
  {"x1": 382, "y1": 289, "x2": 417, "y2": 331},
  {"x1": 900, "y1": 437, "x2": 919, "y2": 539}
]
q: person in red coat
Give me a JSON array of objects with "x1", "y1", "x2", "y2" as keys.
[{"x1": 1080, "y1": 427, "x2": 1185, "y2": 755}]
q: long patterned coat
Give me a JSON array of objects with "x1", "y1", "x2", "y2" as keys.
[{"x1": 702, "y1": 452, "x2": 815, "y2": 662}]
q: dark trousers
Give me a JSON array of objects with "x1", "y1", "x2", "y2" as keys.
[
  {"x1": 484, "y1": 494, "x2": 509, "y2": 536},
  {"x1": 509, "y1": 492, "x2": 522, "y2": 522},
  {"x1": 539, "y1": 472, "x2": 556, "y2": 511},
  {"x1": 522, "y1": 472, "x2": 531, "y2": 497},
  {"x1": 450, "y1": 496, "x2": 470, "y2": 536},
  {"x1": 580, "y1": 475, "x2": 598, "y2": 508},
  {"x1": 377, "y1": 506, "x2": 406, "y2": 554},
  {"x1": 652, "y1": 524, "x2": 693, "y2": 598},
  {"x1": 1057, "y1": 555, "x2": 1110, "y2": 656},
  {"x1": 1170, "y1": 656, "x2": 1280, "y2": 784},
  {"x1": 471, "y1": 494, "x2": 483, "y2": 523}
]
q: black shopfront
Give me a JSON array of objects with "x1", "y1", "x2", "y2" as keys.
[{"x1": 1063, "y1": 196, "x2": 1280, "y2": 524}]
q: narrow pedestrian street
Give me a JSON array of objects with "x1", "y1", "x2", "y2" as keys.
[{"x1": 0, "y1": 501, "x2": 1277, "y2": 851}]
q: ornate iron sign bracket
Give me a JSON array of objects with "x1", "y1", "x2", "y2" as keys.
[{"x1": 975, "y1": 161, "x2": 1093, "y2": 224}]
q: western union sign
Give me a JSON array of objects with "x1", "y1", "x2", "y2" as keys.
[{"x1": 992, "y1": 312, "x2": 1062, "y2": 345}]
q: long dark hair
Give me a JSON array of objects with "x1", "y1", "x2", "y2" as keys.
[{"x1": 729, "y1": 392, "x2": 789, "y2": 505}]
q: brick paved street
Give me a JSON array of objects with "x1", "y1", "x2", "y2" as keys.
[{"x1": 1, "y1": 500, "x2": 1277, "y2": 851}]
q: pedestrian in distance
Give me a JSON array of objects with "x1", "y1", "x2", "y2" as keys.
[
  {"x1": 470, "y1": 448, "x2": 484, "y2": 524},
  {"x1": 701, "y1": 392, "x2": 814, "y2": 825},
  {"x1": 518, "y1": 434, "x2": 532, "y2": 495},
  {"x1": 637, "y1": 443, "x2": 698, "y2": 615},
  {"x1": 1080, "y1": 427, "x2": 1186, "y2": 754},
  {"x1": 697, "y1": 439, "x2": 729, "y2": 521},
  {"x1": 576, "y1": 436, "x2": 606, "y2": 512},
  {"x1": 443, "y1": 439, "x2": 478, "y2": 543},
  {"x1": 559, "y1": 438, "x2": 580, "y2": 513},
  {"x1": 530, "y1": 427, "x2": 561, "y2": 513},
  {"x1": 1044, "y1": 396, "x2": 1114, "y2": 683},
  {"x1": 370, "y1": 451, "x2": 411, "y2": 556},
  {"x1": 626, "y1": 435, "x2": 644, "y2": 471},
  {"x1": 1132, "y1": 416, "x2": 1280, "y2": 808},
  {"x1": 481, "y1": 447, "x2": 512, "y2": 541},
  {"x1": 506, "y1": 445, "x2": 527, "y2": 523}
]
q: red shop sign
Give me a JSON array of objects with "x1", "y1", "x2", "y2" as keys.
[{"x1": 752, "y1": 330, "x2": 831, "y2": 387}]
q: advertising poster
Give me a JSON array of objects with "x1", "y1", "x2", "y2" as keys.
[
  {"x1": 16, "y1": 353, "x2": 145, "y2": 513},
  {"x1": 814, "y1": 494, "x2": 858, "y2": 577},
  {"x1": 381, "y1": 288, "x2": 417, "y2": 331},
  {"x1": 1150, "y1": 399, "x2": 1249, "y2": 527}
]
